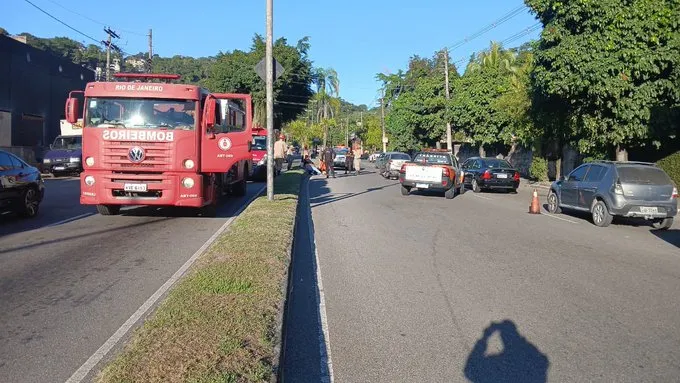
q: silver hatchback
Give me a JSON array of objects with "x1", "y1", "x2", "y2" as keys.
[{"x1": 547, "y1": 161, "x2": 678, "y2": 229}]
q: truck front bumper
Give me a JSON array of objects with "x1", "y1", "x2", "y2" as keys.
[{"x1": 79, "y1": 171, "x2": 207, "y2": 208}]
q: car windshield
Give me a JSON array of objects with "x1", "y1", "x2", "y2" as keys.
[
  {"x1": 252, "y1": 136, "x2": 266, "y2": 150},
  {"x1": 617, "y1": 166, "x2": 672, "y2": 185},
  {"x1": 85, "y1": 97, "x2": 197, "y2": 130},
  {"x1": 391, "y1": 153, "x2": 411, "y2": 160},
  {"x1": 413, "y1": 153, "x2": 451, "y2": 165},
  {"x1": 52, "y1": 136, "x2": 82, "y2": 149},
  {"x1": 482, "y1": 159, "x2": 513, "y2": 169}
]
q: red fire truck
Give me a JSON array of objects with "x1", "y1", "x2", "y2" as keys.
[{"x1": 64, "y1": 73, "x2": 253, "y2": 216}]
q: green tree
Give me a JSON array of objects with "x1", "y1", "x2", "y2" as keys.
[{"x1": 526, "y1": 0, "x2": 680, "y2": 160}]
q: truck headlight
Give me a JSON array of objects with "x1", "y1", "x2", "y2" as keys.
[
  {"x1": 43, "y1": 159, "x2": 51, "y2": 164},
  {"x1": 84, "y1": 176, "x2": 95, "y2": 186},
  {"x1": 70, "y1": 157, "x2": 81, "y2": 162},
  {"x1": 183, "y1": 159, "x2": 195, "y2": 169},
  {"x1": 182, "y1": 177, "x2": 195, "y2": 188},
  {"x1": 85, "y1": 157, "x2": 95, "y2": 166}
]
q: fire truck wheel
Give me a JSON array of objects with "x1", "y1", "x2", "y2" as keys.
[{"x1": 96, "y1": 204, "x2": 120, "y2": 216}]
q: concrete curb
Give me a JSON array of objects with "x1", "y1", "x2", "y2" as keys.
[{"x1": 271, "y1": 173, "x2": 306, "y2": 382}]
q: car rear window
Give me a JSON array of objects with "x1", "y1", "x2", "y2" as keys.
[
  {"x1": 482, "y1": 159, "x2": 512, "y2": 169},
  {"x1": 413, "y1": 153, "x2": 451, "y2": 165},
  {"x1": 391, "y1": 153, "x2": 411, "y2": 160},
  {"x1": 617, "y1": 166, "x2": 672, "y2": 185}
]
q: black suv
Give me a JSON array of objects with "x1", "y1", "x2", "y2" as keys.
[
  {"x1": 547, "y1": 161, "x2": 677, "y2": 229},
  {"x1": 0, "y1": 150, "x2": 45, "y2": 218}
]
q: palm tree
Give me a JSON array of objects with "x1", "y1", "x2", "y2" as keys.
[
  {"x1": 466, "y1": 41, "x2": 517, "y2": 74},
  {"x1": 312, "y1": 67, "x2": 339, "y2": 146}
]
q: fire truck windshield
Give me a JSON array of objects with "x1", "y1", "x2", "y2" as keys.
[
  {"x1": 85, "y1": 98, "x2": 197, "y2": 130},
  {"x1": 252, "y1": 136, "x2": 267, "y2": 150}
]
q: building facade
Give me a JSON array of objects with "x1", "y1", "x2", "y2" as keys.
[{"x1": 0, "y1": 35, "x2": 94, "y2": 164}]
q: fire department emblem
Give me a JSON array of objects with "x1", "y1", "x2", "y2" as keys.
[
  {"x1": 128, "y1": 146, "x2": 146, "y2": 163},
  {"x1": 218, "y1": 137, "x2": 232, "y2": 151}
]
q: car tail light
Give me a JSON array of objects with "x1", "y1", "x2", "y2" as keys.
[
  {"x1": 614, "y1": 179, "x2": 624, "y2": 195},
  {"x1": 673, "y1": 187, "x2": 678, "y2": 199},
  {"x1": 513, "y1": 171, "x2": 520, "y2": 181},
  {"x1": 482, "y1": 170, "x2": 492, "y2": 180},
  {"x1": 442, "y1": 167, "x2": 450, "y2": 178},
  {"x1": 400, "y1": 163, "x2": 407, "y2": 173}
]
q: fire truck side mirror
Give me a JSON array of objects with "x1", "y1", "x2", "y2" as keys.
[
  {"x1": 203, "y1": 97, "x2": 216, "y2": 138},
  {"x1": 65, "y1": 98, "x2": 79, "y2": 124}
]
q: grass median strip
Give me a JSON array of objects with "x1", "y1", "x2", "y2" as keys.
[{"x1": 96, "y1": 170, "x2": 303, "y2": 383}]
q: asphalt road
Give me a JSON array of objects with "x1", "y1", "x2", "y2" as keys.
[
  {"x1": 0, "y1": 177, "x2": 265, "y2": 383},
  {"x1": 284, "y1": 165, "x2": 680, "y2": 382}
]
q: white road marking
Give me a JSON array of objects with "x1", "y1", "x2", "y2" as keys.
[
  {"x1": 540, "y1": 212, "x2": 580, "y2": 224},
  {"x1": 471, "y1": 194, "x2": 494, "y2": 201},
  {"x1": 65, "y1": 184, "x2": 267, "y2": 383},
  {"x1": 47, "y1": 213, "x2": 93, "y2": 227},
  {"x1": 307, "y1": 180, "x2": 335, "y2": 383}
]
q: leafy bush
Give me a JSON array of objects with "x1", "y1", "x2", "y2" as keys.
[
  {"x1": 657, "y1": 151, "x2": 680, "y2": 187},
  {"x1": 530, "y1": 156, "x2": 549, "y2": 182}
]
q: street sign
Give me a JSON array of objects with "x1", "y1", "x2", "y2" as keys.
[{"x1": 255, "y1": 57, "x2": 285, "y2": 82}]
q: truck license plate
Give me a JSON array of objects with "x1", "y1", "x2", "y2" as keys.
[
  {"x1": 54, "y1": 166, "x2": 65, "y2": 171},
  {"x1": 496, "y1": 173, "x2": 508, "y2": 178},
  {"x1": 124, "y1": 183, "x2": 148, "y2": 192},
  {"x1": 416, "y1": 183, "x2": 429, "y2": 189},
  {"x1": 640, "y1": 206, "x2": 658, "y2": 214}
]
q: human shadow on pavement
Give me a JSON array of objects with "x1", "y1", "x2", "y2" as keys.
[
  {"x1": 464, "y1": 320, "x2": 549, "y2": 383},
  {"x1": 309, "y1": 179, "x2": 399, "y2": 208}
]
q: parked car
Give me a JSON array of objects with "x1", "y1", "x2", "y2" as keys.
[
  {"x1": 399, "y1": 149, "x2": 464, "y2": 199},
  {"x1": 369, "y1": 152, "x2": 383, "y2": 162},
  {"x1": 461, "y1": 157, "x2": 520, "y2": 193},
  {"x1": 547, "y1": 161, "x2": 678, "y2": 229},
  {"x1": 0, "y1": 149, "x2": 45, "y2": 218},
  {"x1": 379, "y1": 152, "x2": 411, "y2": 179},
  {"x1": 332, "y1": 148, "x2": 350, "y2": 169}
]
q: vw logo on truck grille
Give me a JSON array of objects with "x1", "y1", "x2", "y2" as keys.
[{"x1": 128, "y1": 146, "x2": 146, "y2": 163}]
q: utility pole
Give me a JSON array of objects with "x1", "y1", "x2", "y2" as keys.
[
  {"x1": 346, "y1": 117, "x2": 349, "y2": 146},
  {"x1": 147, "y1": 29, "x2": 153, "y2": 73},
  {"x1": 102, "y1": 27, "x2": 120, "y2": 81},
  {"x1": 265, "y1": 0, "x2": 274, "y2": 201},
  {"x1": 443, "y1": 48, "x2": 452, "y2": 152},
  {"x1": 380, "y1": 88, "x2": 387, "y2": 152}
]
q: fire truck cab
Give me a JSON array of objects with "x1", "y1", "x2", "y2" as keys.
[{"x1": 64, "y1": 73, "x2": 253, "y2": 216}]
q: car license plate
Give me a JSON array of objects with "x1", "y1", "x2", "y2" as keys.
[
  {"x1": 54, "y1": 166, "x2": 65, "y2": 170},
  {"x1": 416, "y1": 183, "x2": 429, "y2": 189},
  {"x1": 124, "y1": 183, "x2": 148, "y2": 192},
  {"x1": 640, "y1": 206, "x2": 658, "y2": 214},
  {"x1": 496, "y1": 173, "x2": 508, "y2": 178}
]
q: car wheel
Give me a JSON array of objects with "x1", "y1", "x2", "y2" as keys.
[
  {"x1": 19, "y1": 187, "x2": 40, "y2": 218},
  {"x1": 591, "y1": 200, "x2": 613, "y2": 227},
  {"x1": 652, "y1": 217, "x2": 673, "y2": 230},
  {"x1": 401, "y1": 185, "x2": 410, "y2": 196},
  {"x1": 96, "y1": 204, "x2": 121, "y2": 216},
  {"x1": 472, "y1": 179, "x2": 482, "y2": 193},
  {"x1": 458, "y1": 185, "x2": 465, "y2": 195},
  {"x1": 445, "y1": 187, "x2": 456, "y2": 199},
  {"x1": 547, "y1": 190, "x2": 562, "y2": 214}
]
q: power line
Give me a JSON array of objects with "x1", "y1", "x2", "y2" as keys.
[
  {"x1": 43, "y1": 0, "x2": 147, "y2": 36},
  {"x1": 23, "y1": 0, "x2": 101, "y2": 46},
  {"x1": 23, "y1": 0, "x2": 133, "y2": 57},
  {"x1": 446, "y1": 5, "x2": 528, "y2": 51}
]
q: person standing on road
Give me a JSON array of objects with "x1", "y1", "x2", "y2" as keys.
[
  {"x1": 286, "y1": 145, "x2": 294, "y2": 171},
  {"x1": 273, "y1": 134, "x2": 287, "y2": 176},
  {"x1": 344, "y1": 147, "x2": 354, "y2": 175},
  {"x1": 322, "y1": 146, "x2": 336, "y2": 178},
  {"x1": 353, "y1": 144, "x2": 362, "y2": 176}
]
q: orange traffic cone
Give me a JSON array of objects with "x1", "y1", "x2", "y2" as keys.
[{"x1": 529, "y1": 188, "x2": 541, "y2": 214}]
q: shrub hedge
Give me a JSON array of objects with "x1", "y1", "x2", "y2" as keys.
[{"x1": 657, "y1": 151, "x2": 680, "y2": 187}]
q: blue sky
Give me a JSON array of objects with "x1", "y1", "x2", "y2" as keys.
[{"x1": 3, "y1": 0, "x2": 541, "y2": 108}]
